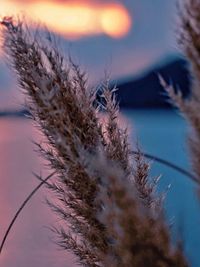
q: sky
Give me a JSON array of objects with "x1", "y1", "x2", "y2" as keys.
[
  {"x1": 0, "y1": 0, "x2": 178, "y2": 109},
  {"x1": 0, "y1": 0, "x2": 132, "y2": 38}
]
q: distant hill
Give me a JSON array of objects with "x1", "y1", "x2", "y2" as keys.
[
  {"x1": 0, "y1": 56, "x2": 192, "y2": 118},
  {"x1": 0, "y1": 109, "x2": 30, "y2": 118},
  {"x1": 115, "y1": 56, "x2": 191, "y2": 108}
]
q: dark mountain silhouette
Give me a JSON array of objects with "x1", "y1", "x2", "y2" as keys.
[
  {"x1": 0, "y1": 55, "x2": 191, "y2": 118},
  {"x1": 0, "y1": 109, "x2": 30, "y2": 118},
  {"x1": 114, "y1": 56, "x2": 191, "y2": 108}
]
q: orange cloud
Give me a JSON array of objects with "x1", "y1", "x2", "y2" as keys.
[{"x1": 0, "y1": 0, "x2": 132, "y2": 39}]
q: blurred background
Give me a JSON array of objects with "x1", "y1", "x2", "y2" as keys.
[{"x1": 0, "y1": 1, "x2": 199, "y2": 267}]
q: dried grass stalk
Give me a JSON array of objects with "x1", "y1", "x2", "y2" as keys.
[
  {"x1": 161, "y1": 0, "x2": 200, "y2": 182},
  {"x1": 1, "y1": 17, "x2": 189, "y2": 267}
]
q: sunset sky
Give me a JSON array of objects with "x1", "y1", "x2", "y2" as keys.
[
  {"x1": 0, "y1": 0, "x2": 132, "y2": 38},
  {"x1": 0, "y1": 0, "x2": 177, "y2": 108}
]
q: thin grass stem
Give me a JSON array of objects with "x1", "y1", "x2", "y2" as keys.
[{"x1": 0, "y1": 171, "x2": 56, "y2": 255}]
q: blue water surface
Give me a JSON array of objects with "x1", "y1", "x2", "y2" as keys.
[
  {"x1": 123, "y1": 109, "x2": 200, "y2": 267},
  {"x1": 1, "y1": 110, "x2": 200, "y2": 267}
]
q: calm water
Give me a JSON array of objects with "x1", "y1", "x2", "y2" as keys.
[{"x1": 0, "y1": 110, "x2": 200, "y2": 267}]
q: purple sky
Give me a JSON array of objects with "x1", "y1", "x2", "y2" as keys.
[{"x1": 0, "y1": 0, "x2": 179, "y2": 109}]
